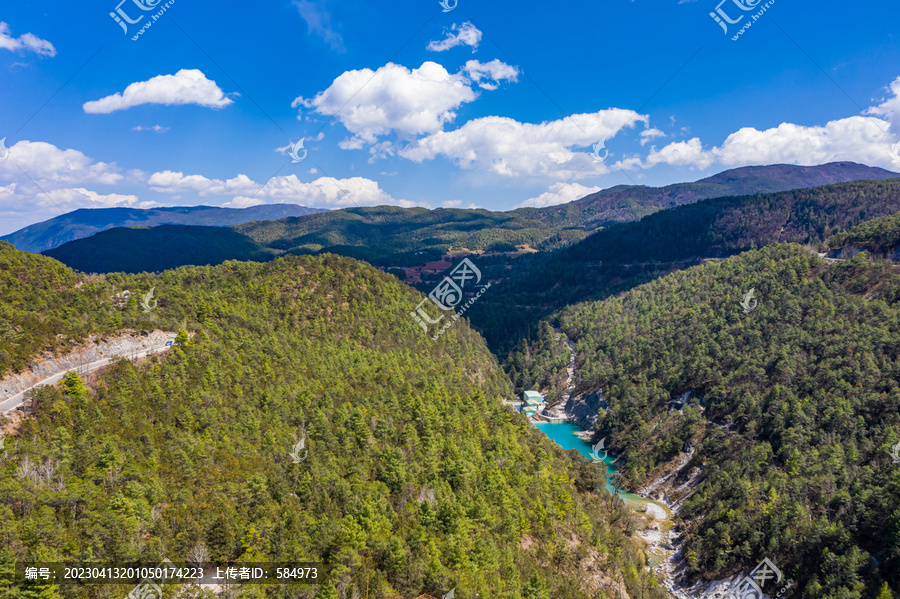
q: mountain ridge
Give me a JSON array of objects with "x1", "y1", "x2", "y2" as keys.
[
  {"x1": 1, "y1": 203, "x2": 327, "y2": 253},
  {"x1": 518, "y1": 161, "x2": 899, "y2": 226},
  {"x1": 5, "y1": 162, "x2": 896, "y2": 259}
]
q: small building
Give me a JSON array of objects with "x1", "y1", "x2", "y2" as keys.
[{"x1": 523, "y1": 390, "x2": 544, "y2": 406}]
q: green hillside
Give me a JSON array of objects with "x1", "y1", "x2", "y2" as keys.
[
  {"x1": 234, "y1": 206, "x2": 586, "y2": 267},
  {"x1": 42, "y1": 225, "x2": 280, "y2": 274},
  {"x1": 517, "y1": 162, "x2": 899, "y2": 228},
  {"x1": 1, "y1": 204, "x2": 326, "y2": 254},
  {"x1": 828, "y1": 211, "x2": 900, "y2": 256},
  {"x1": 43, "y1": 208, "x2": 587, "y2": 275},
  {"x1": 470, "y1": 178, "x2": 900, "y2": 352},
  {"x1": 0, "y1": 244, "x2": 661, "y2": 599},
  {"x1": 516, "y1": 245, "x2": 900, "y2": 596}
]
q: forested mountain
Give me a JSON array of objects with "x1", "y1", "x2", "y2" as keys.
[
  {"x1": 233, "y1": 206, "x2": 587, "y2": 266},
  {"x1": 511, "y1": 244, "x2": 900, "y2": 597},
  {"x1": 470, "y1": 178, "x2": 900, "y2": 351},
  {"x1": 516, "y1": 162, "x2": 898, "y2": 227},
  {"x1": 42, "y1": 207, "x2": 588, "y2": 274},
  {"x1": 42, "y1": 225, "x2": 279, "y2": 274},
  {"x1": 828, "y1": 211, "x2": 900, "y2": 258},
  {"x1": 23, "y1": 164, "x2": 896, "y2": 277},
  {"x1": 0, "y1": 243, "x2": 662, "y2": 599},
  {"x1": 1, "y1": 204, "x2": 326, "y2": 254}
]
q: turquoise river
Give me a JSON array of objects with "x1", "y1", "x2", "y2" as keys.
[{"x1": 533, "y1": 421, "x2": 651, "y2": 506}]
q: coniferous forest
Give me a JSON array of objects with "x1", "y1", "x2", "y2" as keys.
[
  {"x1": 2, "y1": 175, "x2": 900, "y2": 599},
  {"x1": 0, "y1": 242, "x2": 662, "y2": 599}
]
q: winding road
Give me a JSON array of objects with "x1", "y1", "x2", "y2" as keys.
[{"x1": 1, "y1": 341, "x2": 173, "y2": 415}]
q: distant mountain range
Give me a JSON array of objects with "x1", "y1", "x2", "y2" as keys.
[
  {"x1": 468, "y1": 176, "x2": 900, "y2": 350},
  {"x1": 518, "y1": 161, "x2": 899, "y2": 226},
  {"x1": 42, "y1": 225, "x2": 279, "y2": 274},
  {"x1": 16, "y1": 163, "x2": 900, "y2": 276},
  {"x1": 1, "y1": 204, "x2": 327, "y2": 253}
]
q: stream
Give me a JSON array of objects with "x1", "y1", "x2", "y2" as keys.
[{"x1": 532, "y1": 329, "x2": 678, "y2": 589}]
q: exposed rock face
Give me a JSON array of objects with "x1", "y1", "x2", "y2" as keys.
[
  {"x1": 565, "y1": 390, "x2": 608, "y2": 430},
  {"x1": 0, "y1": 330, "x2": 174, "y2": 400}
]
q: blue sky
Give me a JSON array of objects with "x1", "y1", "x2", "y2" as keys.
[{"x1": 1, "y1": 0, "x2": 900, "y2": 235}]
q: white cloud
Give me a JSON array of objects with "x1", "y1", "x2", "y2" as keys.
[
  {"x1": 148, "y1": 169, "x2": 418, "y2": 209},
  {"x1": 132, "y1": 125, "x2": 169, "y2": 132},
  {"x1": 628, "y1": 76, "x2": 900, "y2": 172},
  {"x1": 0, "y1": 139, "x2": 153, "y2": 234},
  {"x1": 0, "y1": 183, "x2": 19, "y2": 202},
  {"x1": 44, "y1": 188, "x2": 145, "y2": 209},
  {"x1": 83, "y1": 69, "x2": 234, "y2": 114},
  {"x1": 427, "y1": 22, "x2": 482, "y2": 52},
  {"x1": 338, "y1": 137, "x2": 366, "y2": 150},
  {"x1": 294, "y1": 61, "x2": 478, "y2": 143},
  {"x1": 518, "y1": 182, "x2": 604, "y2": 208},
  {"x1": 148, "y1": 171, "x2": 257, "y2": 196},
  {"x1": 0, "y1": 184, "x2": 151, "y2": 235},
  {"x1": 229, "y1": 176, "x2": 418, "y2": 208},
  {"x1": 0, "y1": 140, "x2": 130, "y2": 185},
  {"x1": 867, "y1": 76, "x2": 900, "y2": 137},
  {"x1": 293, "y1": 0, "x2": 344, "y2": 51},
  {"x1": 634, "y1": 117, "x2": 893, "y2": 171},
  {"x1": 462, "y1": 59, "x2": 518, "y2": 90},
  {"x1": 639, "y1": 127, "x2": 665, "y2": 145},
  {"x1": 399, "y1": 109, "x2": 648, "y2": 179},
  {"x1": 0, "y1": 22, "x2": 55, "y2": 57},
  {"x1": 641, "y1": 137, "x2": 714, "y2": 169}
]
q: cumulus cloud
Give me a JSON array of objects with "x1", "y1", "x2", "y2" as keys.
[
  {"x1": 632, "y1": 117, "x2": 893, "y2": 171},
  {"x1": 625, "y1": 76, "x2": 900, "y2": 172},
  {"x1": 149, "y1": 170, "x2": 417, "y2": 209},
  {"x1": 0, "y1": 140, "x2": 131, "y2": 185},
  {"x1": 83, "y1": 69, "x2": 234, "y2": 114},
  {"x1": 148, "y1": 171, "x2": 256, "y2": 196},
  {"x1": 0, "y1": 183, "x2": 150, "y2": 235},
  {"x1": 293, "y1": 0, "x2": 344, "y2": 51},
  {"x1": 0, "y1": 139, "x2": 153, "y2": 234},
  {"x1": 518, "y1": 182, "x2": 604, "y2": 208},
  {"x1": 462, "y1": 59, "x2": 518, "y2": 90},
  {"x1": 0, "y1": 187, "x2": 150, "y2": 236},
  {"x1": 399, "y1": 109, "x2": 648, "y2": 179},
  {"x1": 43, "y1": 188, "x2": 145, "y2": 209},
  {"x1": 294, "y1": 62, "x2": 478, "y2": 144},
  {"x1": 867, "y1": 76, "x2": 900, "y2": 138},
  {"x1": 640, "y1": 128, "x2": 665, "y2": 145},
  {"x1": 0, "y1": 22, "x2": 56, "y2": 57},
  {"x1": 427, "y1": 22, "x2": 482, "y2": 52}
]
